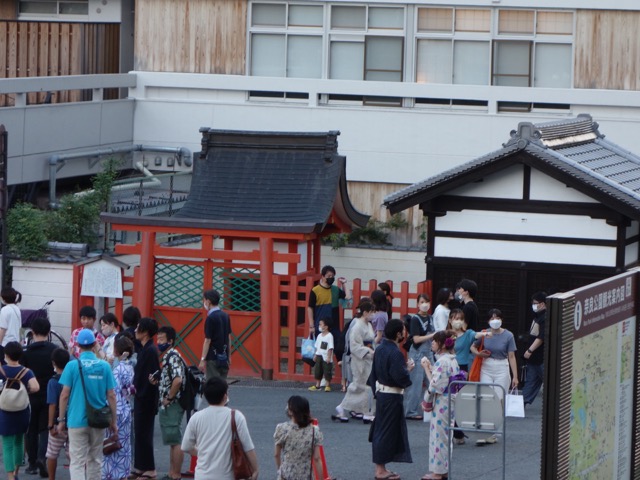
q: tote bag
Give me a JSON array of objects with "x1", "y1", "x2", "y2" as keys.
[
  {"x1": 505, "y1": 388, "x2": 525, "y2": 418},
  {"x1": 468, "y1": 336, "x2": 484, "y2": 382},
  {"x1": 301, "y1": 334, "x2": 316, "y2": 367}
]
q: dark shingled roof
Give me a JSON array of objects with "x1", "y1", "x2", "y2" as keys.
[
  {"x1": 384, "y1": 114, "x2": 640, "y2": 218},
  {"x1": 103, "y1": 129, "x2": 369, "y2": 234}
]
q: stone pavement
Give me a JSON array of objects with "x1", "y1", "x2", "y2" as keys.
[{"x1": 13, "y1": 380, "x2": 542, "y2": 480}]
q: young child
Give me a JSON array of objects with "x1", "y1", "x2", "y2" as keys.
[
  {"x1": 46, "y1": 348, "x2": 70, "y2": 480},
  {"x1": 68, "y1": 306, "x2": 105, "y2": 358},
  {"x1": 308, "y1": 319, "x2": 334, "y2": 392}
]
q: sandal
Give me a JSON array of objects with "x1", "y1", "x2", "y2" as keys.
[
  {"x1": 349, "y1": 411, "x2": 364, "y2": 419},
  {"x1": 374, "y1": 472, "x2": 400, "y2": 480},
  {"x1": 331, "y1": 414, "x2": 349, "y2": 423}
]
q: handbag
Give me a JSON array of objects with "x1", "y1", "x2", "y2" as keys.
[
  {"x1": 301, "y1": 334, "x2": 316, "y2": 367},
  {"x1": 505, "y1": 388, "x2": 525, "y2": 418},
  {"x1": 231, "y1": 409, "x2": 254, "y2": 480},
  {"x1": 519, "y1": 363, "x2": 528, "y2": 388},
  {"x1": 0, "y1": 366, "x2": 29, "y2": 412},
  {"x1": 77, "y1": 359, "x2": 112, "y2": 428},
  {"x1": 468, "y1": 336, "x2": 484, "y2": 382},
  {"x1": 103, "y1": 430, "x2": 122, "y2": 455}
]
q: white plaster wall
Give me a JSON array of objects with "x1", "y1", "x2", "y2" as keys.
[
  {"x1": 625, "y1": 242, "x2": 638, "y2": 267},
  {"x1": 449, "y1": 165, "x2": 524, "y2": 199},
  {"x1": 11, "y1": 261, "x2": 74, "y2": 341},
  {"x1": 435, "y1": 210, "x2": 616, "y2": 240},
  {"x1": 435, "y1": 237, "x2": 616, "y2": 266},
  {"x1": 529, "y1": 170, "x2": 598, "y2": 202},
  {"x1": 320, "y1": 246, "x2": 426, "y2": 287},
  {"x1": 626, "y1": 221, "x2": 639, "y2": 238}
]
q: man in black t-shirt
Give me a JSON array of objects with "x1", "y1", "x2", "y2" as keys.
[
  {"x1": 22, "y1": 317, "x2": 57, "y2": 477},
  {"x1": 456, "y1": 279, "x2": 479, "y2": 332},
  {"x1": 523, "y1": 291, "x2": 546, "y2": 406},
  {"x1": 199, "y1": 289, "x2": 232, "y2": 380}
]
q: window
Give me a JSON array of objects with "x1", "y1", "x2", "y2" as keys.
[
  {"x1": 19, "y1": 0, "x2": 88, "y2": 17},
  {"x1": 416, "y1": 8, "x2": 573, "y2": 88},
  {"x1": 248, "y1": 2, "x2": 405, "y2": 82},
  {"x1": 249, "y1": 3, "x2": 324, "y2": 78},
  {"x1": 329, "y1": 5, "x2": 405, "y2": 82}
]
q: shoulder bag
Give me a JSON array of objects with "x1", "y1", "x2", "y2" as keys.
[
  {"x1": 468, "y1": 335, "x2": 484, "y2": 382},
  {"x1": 231, "y1": 409, "x2": 254, "y2": 480},
  {"x1": 77, "y1": 358, "x2": 112, "y2": 428}
]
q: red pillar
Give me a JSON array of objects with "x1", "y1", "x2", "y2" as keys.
[
  {"x1": 259, "y1": 237, "x2": 274, "y2": 380},
  {"x1": 134, "y1": 231, "x2": 156, "y2": 317}
]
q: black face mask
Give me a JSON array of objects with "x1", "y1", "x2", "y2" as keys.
[{"x1": 326, "y1": 277, "x2": 335, "y2": 286}]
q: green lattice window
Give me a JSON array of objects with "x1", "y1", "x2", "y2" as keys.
[
  {"x1": 155, "y1": 263, "x2": 204, "y2": 308},
  {"x1": 212, "y1": 268, "x2": 261, "y2": 312}
]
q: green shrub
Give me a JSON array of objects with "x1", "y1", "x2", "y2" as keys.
[{"x1": 7, "y1": 203, "x2": 48, "y2": 260}]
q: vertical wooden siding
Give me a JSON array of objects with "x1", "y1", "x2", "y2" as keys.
[
  {"x1": 575, "y1": 10, "x2": 640, "y2": 90},
  {"x1": 135, "y1": 0, "x2": 246, "y2": 74},
  {"x1": 0, "y1": 21, "x2": 120, "y2": 106}
]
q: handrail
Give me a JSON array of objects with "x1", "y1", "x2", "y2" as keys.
[{"x1": 0, "y1": 73, "x2": 136, "y2": 95}]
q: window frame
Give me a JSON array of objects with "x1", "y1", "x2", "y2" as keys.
[
  {"x1": 414, "y1": 7, "x2": 574, "y2": 88},
  {"x1": 18, "y1": 0, "x2": 89, "y2": 20}
]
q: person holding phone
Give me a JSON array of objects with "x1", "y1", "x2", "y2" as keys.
[
  {"x1": 470, "y1": 309, "x2": 518, "y2": 445},
  {"x1": 131, "y1": 317, "x2": 160, "y2": 479}
]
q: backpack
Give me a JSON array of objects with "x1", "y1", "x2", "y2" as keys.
[
  {"x1": 179, "y1": 365, "x2": 205, "y2": 413},
  {"x1": 0, "y1": 366, "x2": 29, "y2": 412},
  {"x1": 168, "y1": 352, "x2": 204, "y2": 413}
]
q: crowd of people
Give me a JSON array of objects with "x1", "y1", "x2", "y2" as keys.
[
  {"x1": 0, "y1": 266, "x2": 547, "y2": 480},
  {"x1": 305, "y1": 267, "x2": 547, "y2": 480}
]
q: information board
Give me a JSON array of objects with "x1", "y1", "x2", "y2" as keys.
[{"x1": 544, "y1": 270, "x2": 639, "y2": 480}]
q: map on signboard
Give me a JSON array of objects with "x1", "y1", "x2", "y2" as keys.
[
  {"x1": 80, "y1": 260, "x2": 123, "y2": 298},
  {"x1": 568, "y1": 273, "x2": 635, "y2": 479}
]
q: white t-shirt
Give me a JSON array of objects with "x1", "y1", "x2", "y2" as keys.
[
  {"x1": 181, "y1": 405, "x2": 255, "y2": 480},
  {"x1": 314, "y1": 331, "x2": 334, "y2": 362},
  {"x1": 0, "y1": 304, "x2": 21, "y2": 346},
  {"x1": 432, "y1": 304, "x2": 450, "y2": 332}
]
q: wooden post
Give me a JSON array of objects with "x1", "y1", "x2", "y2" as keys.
[{"x1": 259, "y1": 237, "x2": 274, "y2": 380}]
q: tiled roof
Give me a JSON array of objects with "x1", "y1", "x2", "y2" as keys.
[
  {"x1": 103, "y1": 130, "x2": 369, "y2": 234},
  {"x1": 384, "y1": 114, "x2": 640, "y2": 217}
]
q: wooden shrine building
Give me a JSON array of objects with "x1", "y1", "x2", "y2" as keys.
[
  {"x1": 384, "y1": 114, "x2": 640, "y2": 341},
  {"x1": 99, "y1": 129, "x2": 368, "y2": 379}
]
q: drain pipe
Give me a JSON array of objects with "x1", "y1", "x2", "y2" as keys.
[{"x1": 49, "y1": 145, "x2": 192, "y2": 208}]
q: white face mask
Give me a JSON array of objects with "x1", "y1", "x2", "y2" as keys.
[
  {"x1": 532, "y1": 304, "x2": 538, "y2": 312},
  {"x1": 419, "y1": 303, "x2": 430, "y2": 313},
  {"x1": 489, "y1": 319, "x2": 502, "y2": 330},
  {"x1": 452, "y1": 320, "x2": 464, "y2": 330},
  {"x1": 203, "y1": 302, "x2": 208, "y2": 310}
]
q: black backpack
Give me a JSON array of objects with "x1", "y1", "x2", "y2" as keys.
[
  {"x1": 168, "y1": 352, "x2": 204, "y2": 414},
  {"x1": 179, "y1": 364, "x2": 205, "y2": 413}
]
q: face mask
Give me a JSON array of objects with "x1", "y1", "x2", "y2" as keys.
[
  {"x1": 489, "y1": 319, "x2": 502, "y2": 330},
  {"x1": 455, "y1": 292, "x2": 463, "y2": 302},
  {"x1": 203, "y1": 302, "x2": 208, "y2": 310},
  {"x1": 419, "y1": 303, "x2": 430, "y2": 313},
  {"x1": 225, "y1": 395, "x2": 230, "y2": 406},
  {"x1": 452, "y1": 320, "x2": 464, "y2": 330},
  {"x1": 101, "y1": 326, "x2": 112, "y2": 337},
  {"x1": 325, "y1": 277, "x2": 335, "y2": 286},
  {"x1": 532, "y1": 304, "x2": 538, "y2": 313},
  {"x1": 157, "y1": 343, "x2": 170, "y2": 353}
]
